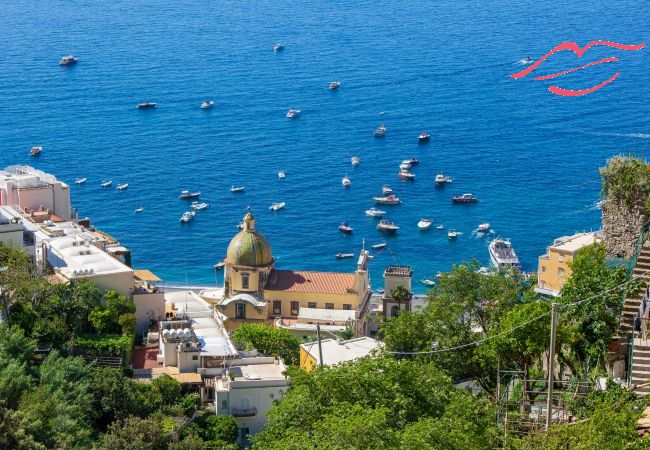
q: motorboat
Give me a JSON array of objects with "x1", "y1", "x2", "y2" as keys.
[
  {"x1": 477, "y1": 223, "x2": 491, "y2": 233},
  {"x1": 520, "y1": 56, "x2": 533, "y2": 64},
  {"x1": 489, "y1": 239, "x2": 521, "y2": 271},
  {"x1": 398, "y1": 170, "x2": 415, "y2": 180},
  {"x1": 435, "y1": 272, "x2": 443, "y2": 279},
  {"x1": 116, "y1": 183, "x2": 129, "y2": 191},
  {"x1": 417, "y1": 218, "x2": 433, "y2": 230},
  {"x1": 278, "y1": 170, "x2": 286, "y2": 179},
  {"x1": 421, "y1": 278, "x2": 435, "y2": 286},
  {"x1": 135, "y1": 206, "x2": 144, "y2": 213},
  {"x1": 436, "y1": 224, "x2": 445, "y2": 230},
  {"x1": 373, "y1": 194, "x2": 400, "y2": 205},
  {"x1": 329, "y1": 81, "x2": 341, "y2": 90},
  {"x1": 342, "y1": 175, "x2": 351, "y2": 187},
  {"x1": 372, "y1": 242, "x2": 387, "y2": 250},
  {"x1": 351, "y1": 156, "x2": 360, "y2": 166},
  {"x1": 274, "y1": 43, "x2": 284, "y2": 52},
  {"x1": 374, "y1": 125, "x2": 387, "y2": 137},
  {"x1": 405, "y1": 158, "x2": 420, "y2": 166},
  {"x1": 230, "y1": 185, "x2": 246, "y2": 193},
  {"x1": 448, "y1": 230, "x2": 458, "y2": 239},
  {"x1": 269, "y1": 202, "x2": 286, "y2": 211},
  {"x1": 452, "y1": 193, "x2": 478, "y2": 203},
  {"x1": 136, "y1": 102, "x2": 157, "y2": 109},
  {"x1": 435, "y1": 174, "x2": 452, "y2": 185},
  {"x1": 476, "y1": 266, "x2": 493, "y2": 276},
  {"x1": 59, "y1": 55, "x2": 78, "y2": 65},
  {"x1": 75, "y1": 178, "x2": 87, "y2": 185},
  {"x1": 30, "y1": 146, "x2": 42, "y2": 156},
  {"x1": 179, "y1": 211, "x2": 196, "y2": 223},
  {"x1": 377, "y1": 220, "x2": 399, "y2": 233},
  {"x1": 201, "y1": 100, "x2": 215, "y2": 109},
  {"x1": 286, "y1": 109, "x2": 300, "y2": 119},
  {"x1": 101, "y1": 180, "x2": 112, "y2": 188},
  {"x1": 399, "y1": 162, "x2": 411, "y2": 171},
  {"x1": 381, "y1": 185, "x2": 392, "y2": 194},
  {"x1": 179, "y1": 190, "x2": 201, "y2": 199},
  {"x1": 418, "y1": 131, "x2": 430, "y2": 143},
  {"x1": 338, "y1": 222, "x2": 353, "y2": 233},
  {"x1": 365, "y1": 208, "x2": 386, "y2": 218},
  {"x1": 215, "y1": 261, "x2": 225, "y2": 270},
  {"x1": 376, "y1": 288, "x2": 385, "y2": 294},
  {"x1": 336, "y1": 253, "x2": 354, "y2": 259},
  {"x1": 191, "y1": 201, "x2": 209, "y2": 211}
]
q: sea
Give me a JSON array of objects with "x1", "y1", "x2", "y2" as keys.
[{"x1": 1, "y1": 0, "x2": 648, "y2": 292}]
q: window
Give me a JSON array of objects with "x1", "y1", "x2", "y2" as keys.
[
  {"x1": 221, "y1": 400, "x2": 228, "y2": 410},
  {"x1": 391, "y1": 305, "x2": 400, "y2": 317},
  {"x1": 241, "y1": 272, "x2": 249, "y2": 289},
  {"x1": 558, "y1": 254, "x2": 564, "y2": 262},
  {"x1": 558, "y1": 268, "x2": 564, "y2": 277},
  {"x1": 236, "y1": 303, "x2": 246, "y2": 319},
  {"x1": 192, "y1": 355, "x2": 198, "y2": 361},
  {"x1": 291, "y1": 301, "x2": 299, "y2": 315},
  {"x1": 541, "y1": 266, "x2": 546, "y2": 273},
  {"x1": 326, "y1": 303, "x2": 334, "y2": 310},
  {"x1": 273, "y1": 300, "x2": 281, "y2": 315},
  {"x1": 241, "y1": 397, "x2": 251, "y2": 409},
  {"x1": 308, "y1": 302, "x2": 317, "y2": 308},
  {"x1": 343, "y1": 304, "x2": 352, "y2": 310},
  {"x1": 240, "y1": 427, "x2": 250, "y2": 446}
]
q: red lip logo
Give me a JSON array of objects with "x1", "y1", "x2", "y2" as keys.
[{"x1": 510, "y1": 40, "x2": 646, "y2": 96}]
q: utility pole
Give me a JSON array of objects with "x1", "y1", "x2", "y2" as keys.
[
  {"x1": 545, "y1": 302, "x2": 558, "y2": 431},
  {"x1": 316, "y1": 323, "x2": 324, "y2": 367}
]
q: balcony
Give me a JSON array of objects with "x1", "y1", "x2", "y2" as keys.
[{"x1": 231, "y1": 407, "x2": 257, "y2": 417}]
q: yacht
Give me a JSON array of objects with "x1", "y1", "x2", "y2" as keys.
[
  {"x1": 489, "y1": 239, "x2": 521, "y2": 271},
  {"x1": 286, "y1": 109, "x2": 300, "y2": 119},
  {"x1": 374, "y1": 125, "x2": 387, "y2": 137},
  {"x1": 75, "y1": 178, "x2": 87, "y2": 185},
  {"x1": 278, "y1": 170, "x2": 286, "y2": 179},
  {"x1": 215, "y1": 261, "x2": 225, "y2": 270},
  {"x1": 435, "y1": 174, "x2": 452, "y2": 185},
  {"x1": 116, "y1": 183, "x2": 129, "y2": 191},
  {"x1": 373, "y1": 194, "x2": 401, "y2": 205},
  {"x1": 135, "y1": 206, "x2": 144, "y2": 213},
  {"x1": 230, "y1": 185, "x2": 246, "y2": 193},
  {"x1": 338, "y1": 222, "x2": 353, "y2": 233},
  {"x1": 418, "y1": 131, "x2": 430, "y2": 143},
  {"x1": 476, "y1": 223, "x2": 491, "y2": 233},
  {"x1": 399, "y1": 162, "x2": 411, "y2": 171},
  {"x1": 377, "y1": 220, "x2": 399, "y2": 233},
  {"x1": 59, "y1": 55, "x2": 78, "y2": 65},
  {"x1": 381, "y1": 185, "x2": 392, "y2": 194},
  {"x1": 448, "y1": 230, "x2": 458, "y2": 239},
  {"x1": 179, "y1": 211, "x2": 196, "y2": 223},
  {"x1": 201, "y1": 100, "x2": 215, "y2": 109},
  {"x1": 365, "y1": 208, "x2": 386, "y2": 218},
  {"x1": 417, "y1": 218, "x2": 433, "y2": 230},
  {"x1": 398, "y1": 170, "x2": 415, "y2": 180},
  {"x1": 274, "y1": 43, "x2": 284, "y2": 52},
  {"x1": 269, "y1": 202, "x2": 286, "y2": 211},
  {"x1": 136, "y1": 102, "x2": 157, "y2": 109},
  {"x1": 179, "y1": 190, "x2": 201, "y2": 199},
  {"x1": 436, "y1": 224, "x2": 445, "y2": 230},
  {"x1": 101, "y1": 180, "x2": 112, "y2": 188},
  {"x1": 191, "y1": 201, "x2": 209, "y2": 211},
  {"x1": 329, "y1": 81, "x2": 341, "y2": 90},
  {"x1": 351, "y1": 156, "x2": 360, "y2": 166},
  {"x1": 421, "y1": 278, "x2": 435, "y2": 286},
  {"x1": 372, "y1": 242, "x2": 387, "y2": 250},
  {"x1": 30, "y1": 146, "x2": 42, "y2": 156},
  {"x1": 342, "y1": 175, "x2": 351, "y2": 187},
  {"x1": 452, "y1": 193, "x2": 478, "y2": 203},
  {"x1": 336, "y1": 253, "x2": 354, "y2": 259}
]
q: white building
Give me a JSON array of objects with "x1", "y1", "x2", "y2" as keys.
[
  {"x1": 299, "y1": 336, "x2": 382, "y2": 371},
  {"x1": 0, "y1": 206, "x2": 31, "y2": 253}
]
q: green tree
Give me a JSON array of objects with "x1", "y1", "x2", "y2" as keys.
[
  {"x1": 389, "y1": 284, "x2": 412, "y2": 316},
  {"x1": 201, "y1": 415, "x2": 238, "y2": 443},
  {"x1": 100, "y1": 416, "x2": 169, "y2": 450},
  {"x1": 89, "y1": 307, "x2": 114, "y2": 334},
  {"x1": 150, "y1": 374, "x2": 182, "y2": 406},
  {"x1": 0, "y1": 401, "x2": 45, "y2": 450},
  {"x1": 231, "y1": 323, "x2": 300, "y2": 364},
  {"x1": 118, "y1": 312, "x2": 137, "y2": 335}
]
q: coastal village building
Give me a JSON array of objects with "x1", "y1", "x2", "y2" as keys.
[
  {"x1": 202, "y1": 209, "x2": 372, "y2": 337},
  {"x1": 299, "y1": 336, "x2": 382, "y2": 372},
  {"x1": 535, "y1": 232, "x2": 601, "y2": 297},
  {"x1": 382, "y1": 264, "x2": 413, "y2": 319}
]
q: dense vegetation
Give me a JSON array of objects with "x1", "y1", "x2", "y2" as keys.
[
  {"x1": 231, "y1": 322, "x2": 300, "y2": 364},
  {"x1": 600, "y1": 155, "x2": 650, "y2": 212}
]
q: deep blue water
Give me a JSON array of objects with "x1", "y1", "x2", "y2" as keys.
[{"x1": 1, "y1": 0, "x2": 648, "y2": 292}]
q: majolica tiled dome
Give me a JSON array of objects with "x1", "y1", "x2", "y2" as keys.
[{"x1": 225, "y1": 210, "x2": 273, "y2": 267}]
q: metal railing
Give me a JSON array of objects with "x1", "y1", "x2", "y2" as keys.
[{"x1": 627, "y1": 218, "x2": 650, "y2": 277}]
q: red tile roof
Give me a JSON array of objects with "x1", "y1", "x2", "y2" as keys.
[{"x1": 266, "y1": 270, "x2": 356, "y2": 295}]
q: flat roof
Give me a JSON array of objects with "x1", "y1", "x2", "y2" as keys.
[
  {"x1": 48, "y1": 235, "x2": 133, "y2": 277},
  {"x1": 551, "y1": 232, "x2": 601, "y2": 253},
  {"x1": 301, "y1": 337, "x2": 382, "y2": 366},
  {"x1": 266, "y1": 269, "x2": 356, "y2": 295},
  {"x1": 298, "y1": 307, "x2": 356, "y2": 322},
  {"x1": 134, "y1": 269, "x2": 161, "y2": 282},
  {"x1": 384, "y1": 265, "x2": 413, "y2": 277}
]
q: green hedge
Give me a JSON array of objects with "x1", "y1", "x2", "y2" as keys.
[{"x1": 74, "y1": 333, "x2": 133, "y2": 357}]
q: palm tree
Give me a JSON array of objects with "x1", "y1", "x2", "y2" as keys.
[{"x1": 389, "y1": 285, "x2": 412, "y2": 317}]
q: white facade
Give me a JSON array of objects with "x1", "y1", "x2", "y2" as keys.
[{"x1": 0, "y1": 166, "x2": 72, "y2": 220}]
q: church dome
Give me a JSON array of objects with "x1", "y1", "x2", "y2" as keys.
[{"x1": 225, "y1": 210, "x2": 273, "y2": 267}]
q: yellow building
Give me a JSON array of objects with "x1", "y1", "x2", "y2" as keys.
[
  {"x1": 535, "y1": 232, "x2": 601, "y2": 297},
  {"x1": 214, "y1": 209, "x2": 372, "y2": 336}
]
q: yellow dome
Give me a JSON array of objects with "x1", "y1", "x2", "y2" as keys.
[{"x1": 225, "y1": 210, "x2": 273, "y2": 267}]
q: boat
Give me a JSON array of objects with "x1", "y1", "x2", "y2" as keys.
[
  {"x1": 365, "y1": 208, "x2": 386, "y2": 218},
  {"x1": 274, "y1": 43, "x2": 284, "y2": 52},
  {"x1": 230, "y1": 186, "x2": 246, "y2": 193},
  {"x1": 201, "y1": 100, "x2": 215, "y2": 109},
  {"x1": 338, "y1": 222, "x2": 353, "y2": 233},
  {"x1": 342, "y1": 175, "x2": 351, "y2": 187},
  {"x1": 405, "y1": 158, "x2": 420, "y2": 165},
  {"x1": 418, "y1": 131, "x2": 430, "y2": 143},
  {"x1": 452, "y1": 193, "x2": 478, "y2": 203},
  {"x1": 286, "y1": 109, "x2": 300, "y2": 119},
  {"x1": 191, "y1": 201, "x2": 209, "y2": 211},
  {"x1": 116, "y1": 183, "x2": 129, "y2": 191},
  {"x1": 376, "y1": 288, "x2": 385, "y2": 294},
  {"x1": 135, "y1": 206, "x2": 144, "y2": 213},
  {"x1": 179, "y1": 211, "x2": 196, "y2": 223},
  {"x1": 30, "y1": 146, "x2": 42, "y2": 156},
  {"x1": 489, "y1": 239, "x2": 521, "y2": 271},
  {"x1": 435, "y1": 272, "x2": 443, "y2": 279},
  {"x1": 520, "y1": 56, "x2": 533, "y2": 64},
  {"x1": 59, "y1": 55, "x2": 78, "y2": 65},
  {"x1": 336, "y1": 253, "x2": 354, "y2": 259},
  {"x1": 421, "y1": 278, "x2": 435, "y2": 286},
  {"x1": 351, "y1": 156, "x2": 360, "y2": 166},
  {"x1": 435, "y1": 174, "x2": 452, "y2": 185},
  {"x1": 269, "y1": 202, "x2": 286, "y2": 211},
  {"x1": 101, "y1": 180, "x2": 112, "y2": 188},
  {"x1": 374, "y1": 125, "x2": 387, "y2": 137},
  {"x1": 377, "y1": 220, "x2": 399, "y2": 233},
  {"x1": 179, "y1": 190, "x2": 201, "y2": 199},
  {"x1": 215, "y1": 261, "x2": 225, "y2": 270},
  {"x1": 417, "y1": 218, "x2": 433, "y2": 230},
  {"x1": 448, "y1": 230, "x2": 458, "y2": 239},
  {"x1": 136, "y1": 102, "x2": 157, "y2": 109},
  {"x1": 436, "y1": 224, "x2": 445, "y2": 230},
  {"x1": 398, "y1": 170, "x2": 415, "y2": 180},
  {"x1": 373, "y1": 194, "x2": 400, "y2": 205},
  {"x1": 399, "y1": 162, "x2": 411, "y2": 171},
  {"x1": 381, "y1": 185, "x2": 392, "y2": 194},
  {"x1": 329, "y1": 81, "x2": 341, "y2": 90},
  {"x1": 278, "y1": 170, "x2": 286, "y2": 179},
  {"x1": 477, "y1": 223, "x2": 491, "y2": 233},
  {"x1": 372, "y1": 242, "x2": 387, "y2": 250},
  {"x1": 75, "y1": 178, "x2": 87, "y2": 185}
]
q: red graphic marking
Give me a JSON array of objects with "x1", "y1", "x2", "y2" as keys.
[
  {"x1": 532, "y1": 57, "x2": 618, "y2": 81},
  {"x1": 548, "y1": 72, "x2": 620, "y2": 97}
]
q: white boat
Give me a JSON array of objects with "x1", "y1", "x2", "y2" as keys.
[
  {"x1": 382, "y1": 185, "x2": 392, "y2": 194},
  {"x1": 421, "y1": 278, "x2": 435, "y2": 286},
  {"x1": 136, "y1": 102, "x2": 157, "y2": 109},
  {"x1": 215, "y1": 261, "x2": 225, "y2": 270},
  {"x1": 418, "y1": 132, "x2": 430, "y2": 143},
  {"x1": 342, "y1": 175, "x2": 351, "y2": 187},
  {"x1": 399, "y1": 162, "x2": 411, "y2": 171},
  {"x1": 477, "y1": 223, "x2": 491, "y2": 233},
  {"x1": 372, "y1": 242, "x2": 387, "y2": 250},
  {"x1": 448, "y1": 230, "x2": 458, "y2": 239},
  {"x1": 365, "y1": 208, "x2": 386, "y2": 218},
  {"x1": 101, "y1": 180, "x2": 112, "y2": 188},
  {"x1": 435, "y1": 174, "x2": 452, "y2": 185},
  {"x1": 30, "y1": 146, "x2": 42, "y2": 156},
  {"x1": 116, "y1": 183, "x2": 129, "y2": 191},
  {"x1": 278, "y1": 170, "x2": 286, "y2": 179},
  {"x1": 405, "y1": 158, "x2": 420, "y2": 165},
  {"x1": 336, "y1": 253, "x2": 354, "y2": 259},
  {"x1": 329, "y1": 81, "x2": 341, "y2": 90},
  {"x1": 376, "y1": 287, "x2": 385, "y2": 294},
  {"x1": 374, "y1": 125, "x2": 387, "y2": 137},
  {"x1": 398, "y1": 170, "x2": 415, "y2": 180},
  {"x1": 191, "y1": 201, "x2": 209, "y2": 211},
  {"x1": 269, "y1": 202, "x2": 286, "y2": 211},
  {"x1": 75, "y1": 178, "x2": 87, "y2": 185},
  {"x1": 436, "y1": 224, "x2": 445, "y2": 230},
  {"x1": 373, "y1": 194, "x2": 400, "y2": 205},
  {"x1": 230, "y1": 185, "x2": 246, "y2": 193},
  {"x1": 417, "y1": 218, "x2": 433, "y2": 230},
  {"x1": 274, "y1": 43, "x2": 284, "y2": 52},
  {"x1": 135, "y1": 206, "x2": 144, "y2": 213},
  {"x1": 338, "y1": 222, "x2": 353, "y2": 233},
  {"x1": 377, "y1": 220, "x2": 399, "y2": 233},
  {"x1": 179, "y1": 211, "x2": 196, "y2": 223},
  {"x1": 489, "y1": 239, "x2": 521, "y2": 271},
  {"x1": 201, "y1": 100, "x2": 215, "y2": 109},
  {"x1": 59, "y1": 55, "x2": 78, "y2": 65},
  {"x1": 180, "y1": 190, "x2": 201, "y2": 199},
  {"x1": 351, "y1": 156, "x2": 360, "y2": 166},
  {"x1": 286, "y1": 109, "x2": 300, "y2": 119}
]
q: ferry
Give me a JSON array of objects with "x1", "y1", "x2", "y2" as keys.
[
  {"x1": 417, "y1": 218, "x2": 433, "y2": 230},
  {"x1": 435, "y1": 174, "x2": 452, "y2": 185},
  {"x1": 30, "y1": 146, "x2": 42, "y2": 156},
  {"x1": 191, "y1": 202, "x2": 209, "y2": 211},
  {"x1": 59, "y1": 55, "x2": 78, "y2": 65},
  {"x1": 286, "y1": 109, "x2": 300, "y2": 119},
  {"x1": 201, "y1": 100, "x2": 215, "y2": 109},
  {"x1": 373, "y1": 194, "x2": 400, "y2": 205},
  {"x1": 136, "y1": 102, "x2": 157, "y2": 109},
  {"x1": 179, "y1": 190, "x2": 201, "y2": 199},
  {"x1": 101, "y1": 180, "x2": 112, "y2": 188},
  {"x1": 75, "y1": 178, "x2": 87, "y2": 185},
  {"x1": 365, "y1": 208, "x2": 386, "y2": 218},
  {"x1": 489, "y1": 239, "x2": 520, "y2": 271},
  {"x1": 269, "y1": 202, "x2": 286, "y2": 211},
  {"x1": 374, "y1": 125, "x2": 387, "y2": 137},
  {"x1": 418, "y1": 131, "x2": 430, "y2": 143},
  {"x1": 377, "y1": 220, "x2": 399, "y2": 233},
  {"x1": 351, "y1": 156, "x2": 360, "y2": 166},
  {"x1": 452, "y1": 193, "x2": 478, "y2": 203},
  {"x1": 179, "y1": 211, "x2": 196, "y2": 223},
  {"x1": 398, "y1": 170, "x2": 415, "y2": 180},
  {"x1": 116, "y1": 183, "x2": 129, "y2": 191},
  {"x1": 342, "y1": 175, "x2": 351, "y2": 187},
  {"x1": 477, "y1": 223, "x2": 491, "y2": 233},
  {"x1": 372, "y1": 242, "x2": 387, "y2": 250},
  {"x1": 336, "y1": 253, "x2": 354, "y2": 259},
  {"x1": 274, "y1": 43, "x2": 284, "y2": 52},
  {"x1": 338, "y1": 222, "x2": 353, "y2": 233},
  {"x1": 382, "y1": 185, "x2": 392, "y2": 194},
  {"x1": 230, "y1": 186, "x2": 246, "y2": 193},
  {"x1": 329, "y1": 81, "x2": 341, "y2": 90}
]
